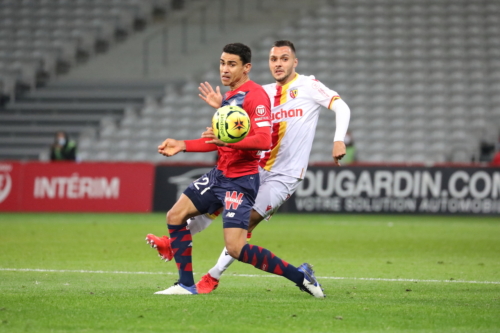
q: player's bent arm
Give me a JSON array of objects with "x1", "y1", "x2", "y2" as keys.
[
  {"x1": 184, "y1": 138, "x2": 219, "y2": 152},
  {"x1": 227, "y1": 126, "x2": 271, "y2": 150},
  {"x1": 330, "y1": 99, "x2": 351, "y2": 143}
]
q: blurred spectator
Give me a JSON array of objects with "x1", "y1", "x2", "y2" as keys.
[
  {"x1": 342, "y1": 131, "x2": 356, "y2": 164},
  {"x1": 479, "y1": 140, "x2": 495, "y2": 162},
  {"x1": 50, "y1": 131, "x2": 77, "y2": 161}
]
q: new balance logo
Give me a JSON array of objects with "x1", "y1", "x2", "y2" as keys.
[
  {"x1": 225, "y1": 212, "x2": 235, "y2": 218},
  {"x1": 225, "y1": 191, "x2": 244, "y2": 210}
]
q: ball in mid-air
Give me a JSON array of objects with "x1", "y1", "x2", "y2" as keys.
[{"x1": 212, "y1": 105, "x2": 251, "y2": 143}]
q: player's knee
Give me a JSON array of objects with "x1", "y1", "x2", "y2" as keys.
[
  {"x1": 166, "y1": 208, "x2": 183, "y2": 225},
  {"x1": 225, "y1": 243, "x2": 243, "y2": 259}
]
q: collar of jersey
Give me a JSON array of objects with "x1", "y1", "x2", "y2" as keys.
[{"x1": 277, "y1": 73, "x2": 299, "y2": 93}]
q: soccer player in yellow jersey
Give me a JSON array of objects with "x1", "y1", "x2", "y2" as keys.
[{"x1": 150, "y1": 40, "x2": 351, "y2": 294}]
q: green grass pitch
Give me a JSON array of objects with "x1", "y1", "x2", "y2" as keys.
[{"x1": 1, "y1": 213, "x2": 499, "y2": 333}]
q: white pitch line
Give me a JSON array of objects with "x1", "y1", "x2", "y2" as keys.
[
  {"x1": 0, "y1": 268, "x2": 172, "y2": 275},
  {"x1": 1, "y1": 268, "x2": 499, "y2": 285}
]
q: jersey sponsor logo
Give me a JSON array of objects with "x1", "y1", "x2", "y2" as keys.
[
  {"x1": 225, "y1": 191, "x2": 244, "y2": 210},
  {"x1": 225, "y1": 212, "x2": 235, "y2": 218},
  {"x1": 289, "y1": 89, "x2": 298, "y2": 99},
  {"x1": 272, "y1": 108, "x2": 303, "y2": 121},
  {"x1": 256, "y1": 105, "x2": 267, "y2": 116}
]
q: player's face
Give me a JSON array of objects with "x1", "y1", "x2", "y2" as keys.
[
  {"x1": 220, "y1": 52, "x2": 251, "y2": 89},
  {"x1": 269, "y1": 46, "x2": 298, "y2": 85}
]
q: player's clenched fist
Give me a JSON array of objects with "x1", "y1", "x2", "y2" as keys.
[
  {"x1": 332, "y1": 141, "x2": 346, "y2": 166},
  {"x1": 158, "y1": 138, "x2": 186, "y2": 157}
]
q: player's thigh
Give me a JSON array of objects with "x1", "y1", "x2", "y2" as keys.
[
  {"x1": 183, "y1": 168, "x2": 223, "y2": 216},
  {"x1": 167, "y1": 193, "x2": 201, "y2": 225},
  {"x1": 253, "y1": 173, "x2": 300, "y2": 220}
]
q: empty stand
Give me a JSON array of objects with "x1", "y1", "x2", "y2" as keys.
[
  {"x1": 0, "y1": 81, "x2": 166, "y2": 160},
  {"x1": 3, "y1": 0, "x2": 498, "y2": 164},
  {"x1": 247, "y1": 0, "x2": 500, "y2": 164},
  {"x1": 0, "y1": 0, "x2": 169, "y2": 101}
]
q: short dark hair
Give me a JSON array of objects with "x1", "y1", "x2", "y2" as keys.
[
  {"x1": 223, "y1": 43, "x2": 252, "y2": 65},
  {"x1": 273, "y1": 40, "x2": 296, "y2": 55}
]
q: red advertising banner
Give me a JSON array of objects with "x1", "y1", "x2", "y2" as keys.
[
  {"x1": 0, "y1": 162, "x2": 154, "y2": 212},
  {"x1": 0, "y1": 162, "x2": 23, "y2": 211}
]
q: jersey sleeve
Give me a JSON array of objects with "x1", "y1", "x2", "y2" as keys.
[
  {"x1": 307, "y1": 77, "x2": 342, "y2": 110},
  {"x1": 242, "y1": 87, "x2": 272, "y2": 129}
]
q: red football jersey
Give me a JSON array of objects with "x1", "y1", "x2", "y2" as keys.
[{"x1": 217, "y1": 80, "x2": 271, "y2": 177}]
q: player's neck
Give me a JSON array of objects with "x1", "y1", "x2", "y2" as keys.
[
  {"x1": 229, "y1": 75, "x2": 249, "y2": 91},
  {"x1": 276, "y1": 72, "x2": 298, "y2": 87}
]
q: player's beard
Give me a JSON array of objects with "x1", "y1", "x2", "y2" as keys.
[{"x1": 274, "y1": 68, "x2": 293, "y2": 84}]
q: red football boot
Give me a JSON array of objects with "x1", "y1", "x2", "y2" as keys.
[
  {"x1": 196, "y1": 273, "x2": 219, "y2": 294},
  {"x1": 145, "y1": 234, "x2": 173, "y2": 262}
]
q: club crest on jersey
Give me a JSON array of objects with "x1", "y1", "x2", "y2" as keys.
[
  {"x1": 256, "y1": 105, "x2": 266, "y2": 116},
  {"x1": 289, "y1": 89, "x2": 298, "y2": 99},
  {"x1": 225, "y1": 191, "x2": 244, "y2": 210}
]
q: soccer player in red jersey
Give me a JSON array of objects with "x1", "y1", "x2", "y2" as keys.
[{"x1": 148, "y1": 43, "x2": 325, "y2": 297}]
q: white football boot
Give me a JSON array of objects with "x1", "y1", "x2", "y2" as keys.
[
  {"x1": 297, "y1": 263, "x2": 325, "y2": 298},
  {"x1": 154, "y1": 282, "x2": 198, "y2": 295}
]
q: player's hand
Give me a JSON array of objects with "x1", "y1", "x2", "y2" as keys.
[
  {"x1": 198, "y1": 82, "x2": 222, "y2": 109},
  {"x1": 332, "y1": 141, "x2": 346, "y2": 166},
  {"x1": 158, "y1": 138, "x2": 186, "y2": 157},
  {"x1": 201, "y1": 127, "x2": 214, "y2": 138},
  {"x1": 202, "y1": 130, "x2": 227, "y2": 147}
]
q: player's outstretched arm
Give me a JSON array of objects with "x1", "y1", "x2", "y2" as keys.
[
  {"x1": 198, "y1": 82, "x2": 223, "y2": 109},
  {"x1": 158, "y1": 138, "x2": 186, "y2": 156}
]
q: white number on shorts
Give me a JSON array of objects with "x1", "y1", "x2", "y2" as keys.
[{"x1": 193, "y1": 177, "x2": 209, "y2": 190}]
